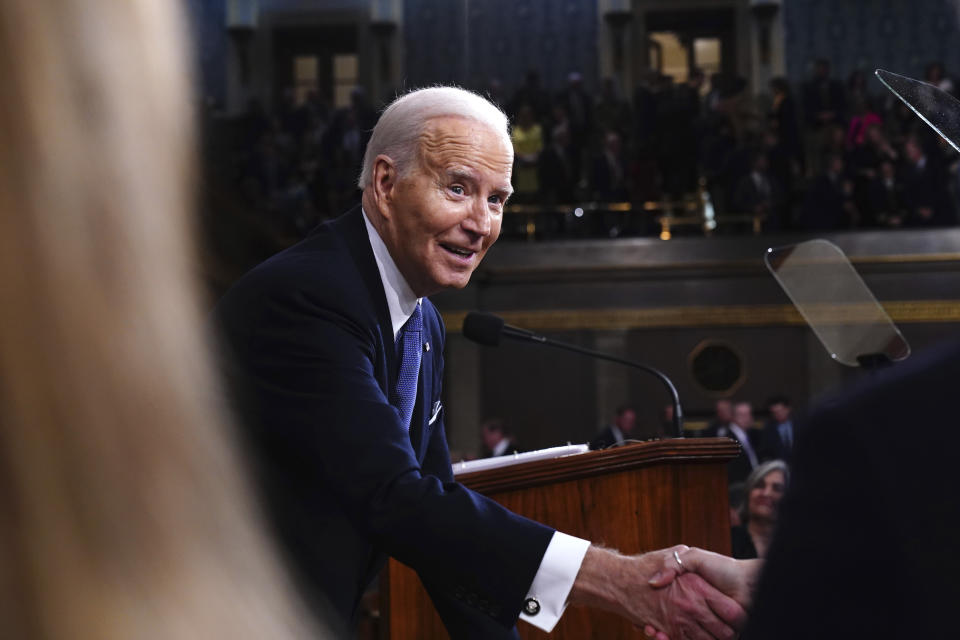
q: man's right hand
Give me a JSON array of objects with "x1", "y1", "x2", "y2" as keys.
[{"x1": 568, "y1": 546, "x2": 747, "y2": 640}]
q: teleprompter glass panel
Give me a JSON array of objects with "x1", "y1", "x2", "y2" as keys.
[
  {"x1": 876, "y1": 69, "x2": 960, "y2": 153},
  {"x1": 764, "y1": 239, "x2": 910, "y2": 367}
]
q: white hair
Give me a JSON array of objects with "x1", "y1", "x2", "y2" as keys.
[{"x1": 357, "y1": 86, "x2": 511, "y2": 189}]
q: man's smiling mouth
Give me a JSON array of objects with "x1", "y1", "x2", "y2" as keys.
[{"x1": 440, "y1": 243, "x2": 475, "y2": 257}]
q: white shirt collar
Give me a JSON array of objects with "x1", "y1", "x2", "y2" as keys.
[
  {"x1": 362, "y1": 208, "x2": 421, "y2": 339},
  {"x1": 729, "y1": 424, "x2": 759, "y2": 467},
  {"x1": 610, "y1": 424, "x2": 624, "y2": 445},
  {"x1": 492, "y1": 438, "x2": 511, "y2": 457}
]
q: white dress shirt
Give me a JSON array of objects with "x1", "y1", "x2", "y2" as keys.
[
  {"x1": 728, "y1": 424, "x2": 759, "y2": 469},
  {"x1": 492, "y1": 437, "x2": 512, "y2": 457},
  {"x1": 363, "y1": 210, "x2": 590, "y2": 632},
  {"x1": 609, "y1": 424, "x2": 625, "y2": 446}
]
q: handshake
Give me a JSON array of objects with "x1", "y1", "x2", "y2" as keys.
[{"x1": 569, "y1": 545, "x2": 763, "y2": 640}]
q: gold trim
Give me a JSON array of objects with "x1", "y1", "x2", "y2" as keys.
[
  {"x1": 444, "y1": 300, "x2": 960, "y2": 332},
  {"x1": 478, "y1": 252, "x2": 960, "y2": 278}
]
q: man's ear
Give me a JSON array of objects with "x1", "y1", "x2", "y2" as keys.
[{"x1": 371, "y1": 155, "x2": 398, "y2": 219}]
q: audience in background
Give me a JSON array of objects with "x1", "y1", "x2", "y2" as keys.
[
  {"x1": 510, "y1": 104, "x2": 544, "y2": 201},
  {"x1": 481, "y1": 419, "x2": 519, "y2": 458},
  {"x1": 730, "y1": 461, "x2": 789, "y2": 559},
  {"x1": 704, "y1": 399, "x2": 733, "y2": 435},
  {"x1": 760, "y1": 396, "x2": 795, "y2": 462},
  {"x1": 727, "y1": 482, "x2": 747, "y2": 528},
  {"x1": 590, "y1": 405, "x2": 638, "y2": 450},
  {"x1": 703, "y1": 401, "x2": 760, "y2": 485},
  {"x1": 201, "y1": 59, "x2": 960, "y2": 275}
]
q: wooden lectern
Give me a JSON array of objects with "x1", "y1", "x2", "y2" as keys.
[{"x1": 380, "y1": 437, "x2": 739, "y2": 639}]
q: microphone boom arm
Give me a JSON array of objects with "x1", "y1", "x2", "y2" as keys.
[
  {"x1": 516, "y1": 330, "x2": 684, "y2": 438},
  {"x1": 462, "y1": 311, "x2": 684, "y2": 438}
]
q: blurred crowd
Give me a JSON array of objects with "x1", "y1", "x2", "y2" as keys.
[
  {"x1": 484, "y1": 398, "x2": 794, "y2": 562},
  {"x1": 203, "y1": 58, "x2": 960, "y2": 255}
]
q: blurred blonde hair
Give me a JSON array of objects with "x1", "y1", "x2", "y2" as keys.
[{"x1": 0, "y1": 0, "x2": 316, "y2": 637}]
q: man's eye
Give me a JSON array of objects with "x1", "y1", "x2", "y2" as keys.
[
  {"x1": 450, "y1": 185, "x2": 464, "y2": 195},
  {"x1": 488, "y1": 195, "x2": 502, "y2": 205}
]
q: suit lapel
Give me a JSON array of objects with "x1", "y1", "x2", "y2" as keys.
[
  {"x1": 333, "y1": 206, "x2": 398, "y2": 394},
  {"x1": 335, "y1": 207, "x2": 431, "y2": 461}
]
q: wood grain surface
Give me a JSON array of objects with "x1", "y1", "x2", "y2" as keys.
[{"x1": 381, "y1": 438, "x2": 739, "y2": 639}]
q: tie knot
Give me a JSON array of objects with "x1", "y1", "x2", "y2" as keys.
[{"x1": 403, "y1": 303, "x2": 423, "y2": 334}]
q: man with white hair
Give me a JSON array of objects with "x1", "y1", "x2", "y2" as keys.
[{"x1": 216, "y1": 87, "x2": 747, "y2": 638}]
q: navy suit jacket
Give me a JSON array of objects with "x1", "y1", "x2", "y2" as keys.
[{"x1": 215, "y1": 207, "x2": 553, "y2": 637}]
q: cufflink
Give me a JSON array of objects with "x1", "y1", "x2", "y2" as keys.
[
  {"x1": 423, "y1": 342, "x2": 430, "y2": 352},
  {"x1": 523, "y1": 597, "x2": 540, "y2": 616}
]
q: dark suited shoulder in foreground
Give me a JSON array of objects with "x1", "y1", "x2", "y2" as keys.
[{"x1": 747, "y1": 340, "x2": 960, "y2": 638}]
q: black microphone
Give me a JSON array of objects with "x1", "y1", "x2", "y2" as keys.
[
  {"x1": 462, "y1": 311, "x2": 543, "y2": 346},
  {"x1": 462, "y1": 311, "x2": 684, "y2": 438}
]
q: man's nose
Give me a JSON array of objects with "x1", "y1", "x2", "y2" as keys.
[{"x1": 462, "y1": 198, "x2": 492, "y2": 237}]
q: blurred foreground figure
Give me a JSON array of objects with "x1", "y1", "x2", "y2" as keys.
[
  {"x1": 663, "y1": 341, "x2": 960, "y2": 638},
  {"x1": 0, "y1": 1, "x2": 317, "y2": 638},
  {"x1": 746, "y1": 341, "x2": 960, "y2": 638}
]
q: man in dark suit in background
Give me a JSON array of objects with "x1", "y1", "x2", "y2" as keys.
[
  {"x1": 590, "y1": 405, "x2": 637, "y2": 450},
  {"x1": 481, "y1": 418, "x2": 519, "y2": 457},
  {"x1": 215, "y1": 87, "x2": 746, "y2": 639},
  {"x1": 759, "y1": 395, "x2": 794, "y2": 462},
  {"x1": 703, "y1": 401, "x2": 760, "y2": 485}
]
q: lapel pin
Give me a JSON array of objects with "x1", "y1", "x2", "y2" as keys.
[{"x1": 423, "y1": 342, "x2": 430, "y2": 352}]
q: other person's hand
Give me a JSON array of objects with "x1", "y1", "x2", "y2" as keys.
[{"x1": 570, "y1": 545, "x2": 747, "y2": 640}]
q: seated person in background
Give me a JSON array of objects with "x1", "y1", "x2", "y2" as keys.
[
  {"x1": 481, "y1": 418, "x2": 519, "y2": 457},
  {"x1": 798, "y1": 152, "x2": 858, "y2": 230},
  {"x1": 703, "y1": 401, "x2": 760, "y2": 485},
  {"x1": 900, "y1": 135, "x2": 954, "y2": 227},
  {"x1": 759, "y1": 395, "x2": 795, "y2": 462},
  {"x1": 867, "y1": 159, "x2": 906, "y2": 228},
  {"x1": 510, "y1": 104, "x2": 543, "y2": 202},
  {"x1": 732, "y1": 149, "x2": 784, "y2": 231},
  {"x1": 591, "y1": 130, "x2": 629, "y2": 202},
  {"x1": 590, "y1": 405, "x2": 637, "y2": 450},
  {"x1": 704, "y1": 399, "x2": 733, "y2": 435},
  {"x1": 538, "y1": 123, "x2": 576, "y2": 205},
  {"x1": 727, "y1": 482, "x2": 746, "y2": 528},
  {"x1": 730, "y1": 461, "x2": 788, "y2": 559}
]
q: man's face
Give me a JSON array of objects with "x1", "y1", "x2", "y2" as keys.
[
  {"x1": 733, "y1": 404, "x2": 753, "y2": 429},
  {"x1": 482, "y1": 426, "x2": 501, "y2": 450},
  {"x1": 716, "y1": 400, "x2": 732, "y2": 423},
  {"x1": 383, "y1": 116, "x2": 512, "y2": 296},
  {"x1": 770, "y1": 402, "x2": 790, "y2": 423},
  {"x1": 615, "y1": 409, "x2": 636, "y2": 434}
]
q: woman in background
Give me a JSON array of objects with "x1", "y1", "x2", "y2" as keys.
[
  {"x1": 0, "y1": 1, "x2": 318, "y2": 637},
  {"x1": 730, "y1": 460, "x2": 789, "y2": 559}
]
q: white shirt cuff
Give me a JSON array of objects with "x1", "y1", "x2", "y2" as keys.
[{"x1": 518, "y1": 531, "x2": 591, "y2": 632}]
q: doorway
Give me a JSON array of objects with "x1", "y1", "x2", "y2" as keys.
[
  {"x1": 272, "y1": 26, "x2": 358, "y2": 108},
  {"x1": 645, "y1": 8, "x2": 736, "y2": 84}
]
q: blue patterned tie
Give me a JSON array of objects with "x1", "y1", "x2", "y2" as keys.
[{"x1": 392, "y1": 304, "x2": 422, "y2": 431}]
